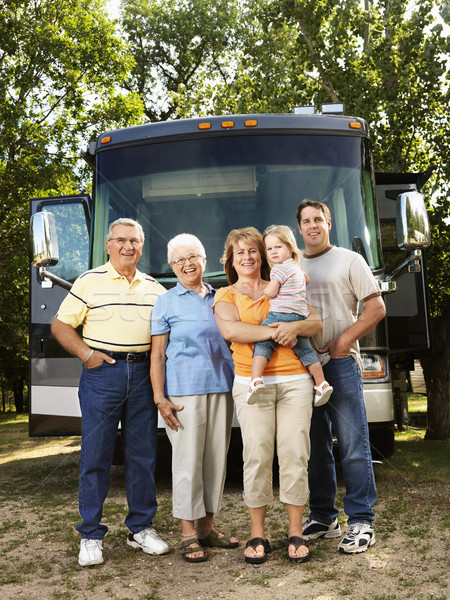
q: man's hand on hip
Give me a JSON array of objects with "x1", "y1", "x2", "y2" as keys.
[
  {"x1": 85, "y1": 350, "x2": 116, "y2": 369},
  {"x1": 321, "y1": 336, "x2": 352, "y2": 359}
]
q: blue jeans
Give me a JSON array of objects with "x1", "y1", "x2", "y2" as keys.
[
  {"x1": 76, "y1": 359, "x2": 158, "y2": 539},
  {"x1": 253, "y1": 311, "x2": 318, "y2": 367},
  {"x1": 308, "y1": 357, "x2": 376, "y2": 525}
]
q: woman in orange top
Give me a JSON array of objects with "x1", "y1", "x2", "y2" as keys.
[{"x1": 214, "y1": 227, "x2": 322, "y2": 564}]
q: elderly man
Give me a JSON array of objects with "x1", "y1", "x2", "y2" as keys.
[{"x1": 51, "y1": 218, "x2": 168, "y2": 566}]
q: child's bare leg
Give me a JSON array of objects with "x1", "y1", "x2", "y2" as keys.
[
  {"x1": 247, "y1": 355, "x2": 268, "y2": 404},
  {"x1": 308, "y1": 362, "x2": 326, "y2": 388},
  {"x1": 251, "y1": 355, "x2": 268, "y2": 382},
  {"x1": 308, "y1": 362, "x2": 333, "y2": 407}
]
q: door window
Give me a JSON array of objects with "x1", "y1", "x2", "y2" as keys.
[{"x1": 42, "y1": 201, "x2": 89, "y2": 282}]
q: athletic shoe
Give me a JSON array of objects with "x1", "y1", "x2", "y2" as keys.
[
  {"x1": 338, "y1": 523, "x2": 375, "y2": 554},
  {"x1": 302, "y1": 517, "x2": 342, "y2": 541},
  {"x1": 127, "y1": 527, "x2": 169, "y2": 555},
  {"x1": 78, "y1": 539, "x2": 103, "y2": 566}
]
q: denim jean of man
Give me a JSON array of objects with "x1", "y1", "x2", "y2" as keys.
[
  {"x1": 308, "y1": 356, "x2": 377, "y2": 525},
  {"x1": 76, "y1": 358, "x2": 158, "y2": 539},
  {"x1": 253, "y1": 311, "x2": 319, "y2": 367}
]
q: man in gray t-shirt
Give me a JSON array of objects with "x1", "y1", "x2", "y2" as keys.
[{"x1": 296, "y1": 200, "x2": 386, "y2": 555}]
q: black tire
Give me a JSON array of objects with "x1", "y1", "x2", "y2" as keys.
[{"x1": 368, "y1": 424, "x2": 395, "y2": 461}]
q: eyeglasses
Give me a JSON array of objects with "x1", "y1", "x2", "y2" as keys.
[
  {"x1": 171, "y1": 253, "x2": 203, "y2": 266},
  {"x1": 108, "y1": 237, "x2": 143, "y2": 247}
]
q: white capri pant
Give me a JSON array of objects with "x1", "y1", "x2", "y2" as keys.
[
  {"x1": 233, "y1": 378, "x2": 313, "y2": 508},
  {"x1": 165, "y1": 392, "x2": 233, "y2": 521}
]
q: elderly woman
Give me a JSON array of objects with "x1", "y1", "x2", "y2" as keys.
[
  {"x1": 213, "y1": 227, "x2": 322, "y2": 564},
  {"x1": 150, "y1": 233, "x2": 238, "y2": 563}
]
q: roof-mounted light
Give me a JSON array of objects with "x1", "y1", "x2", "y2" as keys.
[
  {"x1": 198, "y1": 123, "x2": 211, "y2": 130},
  {"x1": 293, "y1": 106, "x2": 315, "y2": 115},
  {"x1": 321, "y1": 103, "x2": 345, "y2": 115},
  {"x1": 221, "y1": 121, "x2": 235, "y2": 128},
  {"x1": 100, "y1": 136, "x2": 111, "y2": 144}
]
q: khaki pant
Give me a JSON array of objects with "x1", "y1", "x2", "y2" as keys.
[
  {"x1": 233, "y1": 378, "x2": 313, "y2": 508},
  {"x1": 165, "y1": 392, "x2": 233, "y2": 520}
]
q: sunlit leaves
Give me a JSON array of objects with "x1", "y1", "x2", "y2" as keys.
[
  {"x1": 0, "y1": 0, "x2": 145, "y2": 406},
  {"x1": 120, "y1": 0, "x2": 240, "y2": 120}
]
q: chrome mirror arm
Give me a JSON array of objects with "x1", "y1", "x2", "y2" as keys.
[
  {"x1": 39, "y1": 267, "x2": 72, "y2": 291},
  {"x1": 385, "y1": 250, "x2": 422, "y2": 283}
]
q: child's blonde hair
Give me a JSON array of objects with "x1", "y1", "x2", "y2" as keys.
[{"x1": 263, "y1": 225, "x2": 302, "y2": 265}]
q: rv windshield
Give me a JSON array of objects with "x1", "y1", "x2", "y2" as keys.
[{"x1": 93, "y1": 134, "x2": 382, "y2": 278}]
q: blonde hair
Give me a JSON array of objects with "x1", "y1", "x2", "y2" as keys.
[
  {"x1": 221, "y1": 227, "x2": 271, "y2": 284},
  {"x1": 263, "y1": 225, "x2": 302, "y2": 265}
]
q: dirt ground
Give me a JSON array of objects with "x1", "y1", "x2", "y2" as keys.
[{"x1": 1, "y1": 434, "x2": 449, "y2": 600}]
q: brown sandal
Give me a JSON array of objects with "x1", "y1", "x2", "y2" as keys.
[
  {"x1": 178, "y1": 538, "x2": 207, "y2": 563},
  {"x1": 198, "y1": 528, "x2": 239, "y2": 548}
]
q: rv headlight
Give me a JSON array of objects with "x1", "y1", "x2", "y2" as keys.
[{"x1": 361, "y1": 353, "x2": 387, "y2": 380}]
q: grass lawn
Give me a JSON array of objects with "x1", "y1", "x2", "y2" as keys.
[
  {"x1": 408, "y1": 393, "x2": 427, "y2": 414},
  {"x1": 0, "y1": 412, "x2": 449, "y2": 600}
]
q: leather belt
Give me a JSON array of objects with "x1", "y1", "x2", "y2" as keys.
[{"x1": 99, "y1": 350, "x2": 150, "y2": 362}]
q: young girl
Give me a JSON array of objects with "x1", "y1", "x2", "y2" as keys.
[{"x1": 247, "y1": 225, "x2": 333, "y2": 406}]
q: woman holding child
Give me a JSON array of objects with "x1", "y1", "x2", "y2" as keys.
[{"x1": 213, "y1": 226, "x2": 322, "y2": 563}]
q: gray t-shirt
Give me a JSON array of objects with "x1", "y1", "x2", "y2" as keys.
[{"x1": 300, "y1": 246, "x2": 380, "y2": 370}]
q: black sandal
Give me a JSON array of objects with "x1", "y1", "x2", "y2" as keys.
[
  {"x1": 244, "y1": 537, "x2": 271, "y2": 564},
  {"x1": 287, "y1": 536, "x2": 310, "y2": 563}
]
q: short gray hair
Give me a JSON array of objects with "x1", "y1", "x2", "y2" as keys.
[
  {"x1": 167, "y1": 233, "x2": 206, "y2": 264},
  {"x1": 106, "y1": 218, "x2": 145, "y2": 242}
]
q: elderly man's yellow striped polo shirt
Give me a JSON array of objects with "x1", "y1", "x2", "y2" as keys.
[{"x1": 56, "y1": 261, "x2": 165, "y2": 351}]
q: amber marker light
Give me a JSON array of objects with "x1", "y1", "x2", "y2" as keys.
[
  {"x1": 362, "y1": 368, "x2": 386, "y2": 379},
  {"x1": 245, "y1": 120, "x2": 258, "y2": 127},
  {"x1": 361, "y1": 354, "x2": 386, "y2": 380},
  {"x1": 221, "y1": 121, "x2": 235, "y2": 128},
  {"x1": 349, "y1": 122, "x2": 362, "y2": 129},
  {"x1": 198, "y1": 123, "x2": 211, "y2": 130},
  {"x1": 100, "y1": 136, "x2": 112, "y2": 144}
]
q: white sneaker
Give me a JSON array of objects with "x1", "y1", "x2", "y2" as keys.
[
  {"x1": 78, "y1": 539, "x2": 103, "y2": 566},
  {"x1": 127, "y1": 528, "x2": 169, "y2": 555},
  {"x1": 302, "y1": 517, "x2": 342, "y2": 540},
  {"x1": 338, "y1": 523, "x2": 375, "y2": 554}
]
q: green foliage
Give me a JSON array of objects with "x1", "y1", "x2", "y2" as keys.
[
  {"x1": 1, "y1": 0, "x2": 448, "y2": 416},
  {"x1": 0, "y1": 0, "x2": 145, "y2": 407},
  {"x1": 121, "y1": 0, "x2": 449, "y2": 317},
  {"x1": 120, "y1": 0, "x2": 241, "y2": 120},
  {"x1": 120, "y1": 0, "x2": 449, "y2": 438}
]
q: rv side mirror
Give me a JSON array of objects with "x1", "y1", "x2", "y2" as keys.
[
  {"x1": 396, "y1": 191, "x2": 431, "y2": 250},
  {"x1": 30, "y1": 211, "x2": 59, "y2": 267}
]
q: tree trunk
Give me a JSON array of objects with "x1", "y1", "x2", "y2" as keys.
[
  {"x1": 13, "y1": 377, "x2": 24, "y2": 414},
  {"x1": 421, "y1": 305, "x2": 450, "y2": 440}
]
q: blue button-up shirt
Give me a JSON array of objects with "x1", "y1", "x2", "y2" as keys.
[{"x1": 151, "y1": 282, "x2": 234, "y2": 396}]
